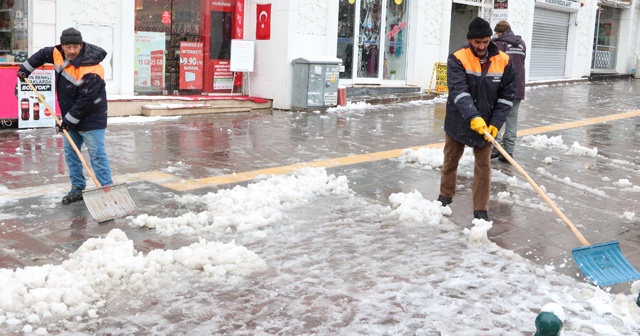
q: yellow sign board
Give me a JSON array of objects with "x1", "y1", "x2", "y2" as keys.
[
  {"x1": 429, "y1": 62, "x2": 448, "y2": 94},
  {"x1": 434, "y1": 62, "x2": 448, "y2": 94}
]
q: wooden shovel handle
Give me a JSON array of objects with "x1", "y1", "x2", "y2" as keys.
[
  {"x1": 484, "y1": 129, "x2": 590, "y2": 246},
  {"x1": 23, "y1": 78, "x2": 102, "y2": 188}
]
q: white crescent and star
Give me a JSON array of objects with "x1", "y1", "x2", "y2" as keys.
[{"x1": 259, "y1": 11, "x2": 268, "y2": 23}]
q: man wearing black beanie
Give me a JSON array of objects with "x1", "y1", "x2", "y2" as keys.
[
  {"x1": 17, "y1": 28, "x2": 114, "y2": 205},
  {"x1": 436, "y1": 17, "x2": 517, "y2": 223}
]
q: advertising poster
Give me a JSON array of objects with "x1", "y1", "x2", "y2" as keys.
[
  {"x1": 179, "y1": 42, "x2": 204, "y2": 90},
  {"x1": 150, "y1": 50, "x2": 164, "y2": 88},
  {"x1": 17, "y1": 70, "x2": 57, "y2": 129},
  {"x1": 134, "y1": 31, "x2": 166, "y2": 92},
  {"x1": 213, "y1": 60, "x2": 234, "y2": 91}
]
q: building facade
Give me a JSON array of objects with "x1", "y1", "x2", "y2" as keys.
[{"x1": 3, "y1": 0, "x2": 638, "y2": 111}]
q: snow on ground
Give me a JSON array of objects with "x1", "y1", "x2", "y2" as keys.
[
  {"x1": 2, "y1": 128, "x2": 640, "y2": 334},
  {"x1": 1, "y1": 167, "x2": 640, "y2": 335}
]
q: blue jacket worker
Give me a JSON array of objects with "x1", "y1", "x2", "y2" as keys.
[{"x1": 17, "y1": 27, "x2": 113, "y2": 204}]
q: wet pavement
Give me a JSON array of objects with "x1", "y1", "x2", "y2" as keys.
[{"x1": 2, "y1": 78, "x2": 640, "y2": 333}]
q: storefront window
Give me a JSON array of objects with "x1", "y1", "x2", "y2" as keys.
[
  {"x1": 337, "y1": 0, "x2": 409, "y2": 83},
  {"x1": 383, "y1": 0, "x2": 407, "y2": 80},
  {"x1": 337, "y1": 0, "x2": 355, "y2": 79},
  {"x1": 134, "y1": 0, "x2": 244, "y2": 96},
  {"x1": 0, "y1": 0, "x2": 28, "y2": 63},
  {"x1": 134, "y1": 0, "x2": 202, "y2": 95}
]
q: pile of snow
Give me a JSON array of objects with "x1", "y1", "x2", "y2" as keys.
[
  {"x1": 399, "y1": 147, "x2": 444, "y2": 169},
  {"x1": 521, "y1": 134, "x2": 568, "y2": 151},
  {"x1": 326, "y1": 101, "x2": 372, "y2": 113},
  {"x1": 132, "y1": 168, "x2": 351, "y2": 236},
  {"x1": 0, "y1": 229, "x2": 265, "y2": 332}
]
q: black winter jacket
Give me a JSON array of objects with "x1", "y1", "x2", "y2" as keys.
[
  {"x1": 445, "y1": 42, "x2": 517, "y2": 147},
  {"x1": 19, "y1": 43, "x2": 108, "y2": 131},
  {"x1": 493, "y1": 30, "x2": 526, "y2": 100}
]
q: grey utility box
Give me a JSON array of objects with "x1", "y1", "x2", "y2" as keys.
[{"x1": 291, "y1": 56, "x2": 342, "y2": 109}]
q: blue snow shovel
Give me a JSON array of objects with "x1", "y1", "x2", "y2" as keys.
[{"x1": 485, "y1": 130, "x2": 640, "y2": 286}]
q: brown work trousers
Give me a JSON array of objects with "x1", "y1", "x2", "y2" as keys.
[{"x1": 439, "y1": 133, "x2": 492, "y2": 211}]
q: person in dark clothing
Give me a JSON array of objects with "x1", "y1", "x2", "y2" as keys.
[
  {"x1": 17, "y1": 27, "x2": 113, "y2": 204},
  {"x1": 491, "y1": 20, "x2": 527, "y2": 163},
  {"x1": 436, "y1": 17, "x2": 517, "y2": 222}
]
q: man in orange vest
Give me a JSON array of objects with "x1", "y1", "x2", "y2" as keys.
[
  {"x1": 437, "y1": 17, "x2": 517, "y2": 222},
  {"x1": 17, "y1": 28, "x2": 113, "y2": 205}
]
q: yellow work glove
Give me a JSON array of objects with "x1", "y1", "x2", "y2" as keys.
[
  {"x1": 469, "y1": 117, "x2": 487, "y2": 135},
  {"x1": 484, "y1": 125, "x2": 498, "y2": 141}
]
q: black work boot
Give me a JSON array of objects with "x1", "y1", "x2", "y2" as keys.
[
  {"x1": 62, "y1": 186, "x2": 84, "y2": 204},
  {"x1": 491, "y1": 148, "x2": 501, "y2": 159},
  {"x1": 473, "y1": 210, "x2": 491, "y2": 221},
  {"x1": 498, "y1": 152, "x2": 512, "y2": 163},
  {"x1": 437, "y1": 195, "x2": 452, "y2": 207}
]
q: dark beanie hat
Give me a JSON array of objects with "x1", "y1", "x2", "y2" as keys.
[
  {"x1": 494, "y1": 20, "x2": 511, "y2": 33},
  {"x1": 60, "y1": 27, "x2": 83, "y2": 45},
  {"x1": 467, "y1": 17, "x2": 493, "y2": 39}
]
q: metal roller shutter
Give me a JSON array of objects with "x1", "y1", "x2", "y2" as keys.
[{"x1": 529, "y1": 8, "x2": 570, "y2": 80}]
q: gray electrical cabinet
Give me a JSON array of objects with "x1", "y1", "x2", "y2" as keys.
[{"x1": 291, "y1": 57, "x2": 342, "y2": 109}]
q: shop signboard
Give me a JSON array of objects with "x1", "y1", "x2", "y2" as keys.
[
  {"x1": 179, "y1": 42, "x2": 204, "y2": 90},
  {"x1": 134, "y1": 31, "x2": 166, "y2": 92},
  {"x1": 17, "y1": 70, "x2": 56, "y2": 129},
  {"x1": 535, "y1": 0, "x2": 581, "y2": 12},
  {"x1": 211, "y1": 0, "x2": 235, "y2": 12}
]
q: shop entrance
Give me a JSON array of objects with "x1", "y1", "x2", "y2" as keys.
[
  {"x1": 337, "y1": 0, "x2": 408, "y2": 84},
  {"x1": 449, "y1": 3, "x2": 479, "y2": 53},
  {"x1": 591, "y1": 5, "x2": 620, "y2": 71}
]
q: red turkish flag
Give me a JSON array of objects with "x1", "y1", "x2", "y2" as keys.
[{"x1": 256, "y1": 4, "x2": 271, "y2": 40}]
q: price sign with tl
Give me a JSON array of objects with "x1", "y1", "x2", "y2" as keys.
[{"x1": 179, "y1": 42, "x2": 204, "y2": 90}]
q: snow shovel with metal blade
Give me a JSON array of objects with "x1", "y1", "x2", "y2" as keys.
[
  {"x1": 485, "y1": 129, "x2": 640, "y2": 286},
  {"x1": 24, "y1": 78, "x2": 139, "y2": 223}
]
